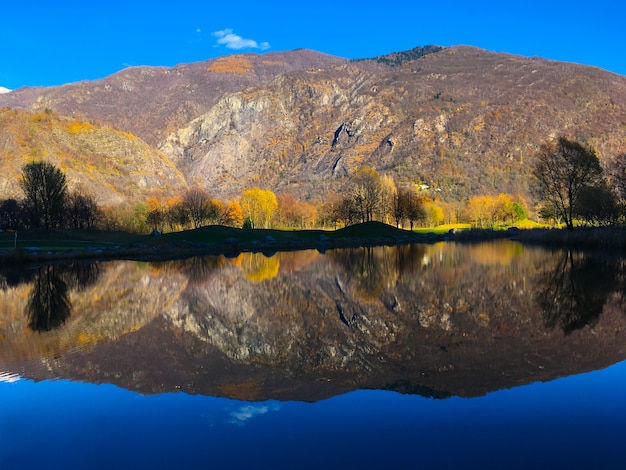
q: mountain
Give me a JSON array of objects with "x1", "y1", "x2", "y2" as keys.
[
  {"x1": 0, "y1": 49, "x2": 346, "y2": 146},
  {"x1": 159, "y1": 46, "x2": 626, "y2": 201},
  {"x1": 0, "y1": 87, "x2": 10, "y2": 94},
  {"x1": 1, "y1": 46, "x2": 625, "y2": 206}
]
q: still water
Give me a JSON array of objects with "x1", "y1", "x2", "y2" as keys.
[{"x1": 1, "y1": 241, "x2": 625, "y2": 468}]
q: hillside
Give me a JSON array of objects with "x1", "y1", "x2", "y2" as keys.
[
  {"x1": 0, "y1": 108, "x2": 187, "y2": 205},
  {"x1": 0, "y1": 49, "x2": 346, "y2": 146},
  {"x1": 1, "y1": 46, "x2": 625, "y2": 206}
]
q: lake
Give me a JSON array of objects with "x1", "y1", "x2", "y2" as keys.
[{"x1": 1, "y1": 241, "x2": 625, "y2": 468}]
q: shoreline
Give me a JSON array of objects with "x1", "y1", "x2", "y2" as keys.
[{"x1": 2, "y1": 225, "x2": 626, "y2": 266}]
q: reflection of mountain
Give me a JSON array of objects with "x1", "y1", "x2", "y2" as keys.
[{"x1": 1, "y1": 242, "x2": 626, "y2": 401}]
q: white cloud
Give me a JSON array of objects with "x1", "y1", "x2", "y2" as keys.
[
  {"x1": 0, "y1": 87, "x2": 11, "y2": 94},
  {"x1": 227, "y1": 403, "x2": 280, "y2": 425},
  {"x1": 212, "y1": 29, "x2": 270, "y2": 51}
]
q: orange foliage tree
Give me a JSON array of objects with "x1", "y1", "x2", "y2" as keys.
[{"x1": 276, "y1": 194, "x2": 317, "y2": 229}]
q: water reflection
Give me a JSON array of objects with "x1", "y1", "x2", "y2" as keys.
[
  {"x1": 22, "y1": 263, "x2": 101, "y2": 332},
  {"x1": 1, "y1": 242, "x2": 626, "y2": 402},
  {"x1": 26, "y1": 265, "x2": 71, "y2": 331},
  {"x1": 537, "y1": 251, "x2": 622, "y2": 334}
]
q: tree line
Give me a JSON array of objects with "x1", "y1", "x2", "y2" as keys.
[{"x1": 2, "y1": 137, "x2": 625, "y2": 233}]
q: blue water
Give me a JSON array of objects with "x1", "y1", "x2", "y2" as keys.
[{"x1": 2, "y1": 361, "x2": 625, "y2": 469}]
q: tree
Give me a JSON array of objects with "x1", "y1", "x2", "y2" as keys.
[
  {"x1": 532, "y1": 137, "x2": 604, "y2": 229},
  {"x1": 0, "y1": 198, "x2": 28, "y2": 230},
  {"x1": 378, "y1": 175, "x2": 397, "y2": 225},
  {"x1": 405, "y1": 193, "x2": 426, "y2": 229},
  {"x1": 66, "y1": 190, "x2": 101, "y2": 229},
  {"x1": 350, "y1": 167, "x2": 382, "y2": 223},
  {"x1": 220, "y1": 201, "x2": 244, "y2": 227},
  {"x1": 392, "y1": 188, "x2": 409, "y2": 228},
  {"x1": 20, "y1": 161, "x2": 68, "y2": 229},
  {"x1": 240, "y1": 188, "x2": 278, "y2": 229},
  {"x1": 422, "y1": 198, "x2": 444, "y2": 227},
  {"x1": 276, "y1": 194, "x2": 317, "y2": 229},
  {"x1": 334, "y1": 196, "x2": 359, "y2": 227},
  {"x1": 574, "y1": 182, "x2": 619, "y2": 226},
  {"x1": 607, "y1": 153, "x2": 626, "y2": 203},
  {"x1": 182, "y1": 187, "x2": 212, "y2": 229}
]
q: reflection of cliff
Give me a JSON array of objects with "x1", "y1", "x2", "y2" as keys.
[{"x1": 2, "y1": 242, "x2": 626, "y2": 401}]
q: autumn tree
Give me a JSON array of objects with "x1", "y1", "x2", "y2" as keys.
[
  {"x1": 405, "y1": 193, "x2": 426, "y2": 229},
  {"x1": 350, "y1": 166, "x2": 382, "y2": 223},
  {"x1": 240, "y1": 188, "x2": 278, "y2": 229},
  {"x1": 378, "y1": 175, "x2": 397, "y2": 225},
  {"x1": 20, "y1": 161, "x2": 68, "y2": 229},
  {"x1": 276, "y1": 194, "x2": 317, "y2": 229},
  {"x1": 422, "y1": 198, "x2": 444, "y2": 227},
  {"x1": 532, "y1": 137, "x2": 604, "y2": 229},
  {"x1": 463, "y1": 194, "x2": 527, "y2": 227},
  {"x1": 220, "y1": 201, "x2": 244, "y2": 227},
  {"x1": 333, "y1": 197, "x2": 359, "y2": 227},
  {"x1": 182, "y1": 187, "x2": 212, "y2": 229},
  {"x1": 392, "y1": 188, "x2": 409, "y2": 228}
]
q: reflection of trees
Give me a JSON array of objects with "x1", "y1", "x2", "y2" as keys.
[
  {"x1": 154, "y1": 256, "x2": 224, "y2": 285},
  {"x1": 396, "y1": 244, "x2": 427, "y2": 276},
  {"x1": 329, "y1": 245, "x2": 425, "y2": 299},
  {"x1": 0, "y1": 268, "x2": 36, "y2": 290},
  {"x1": 537, "y1": 251, "x2": 621, "y2": 334},
  {"x1": 237, "y1": 253, "x2": 280, "y2": 283},
  {"x1": 62, "y1": 262, "x2": 101, "y2": 291},
  {"x1": 25, "y1": 265, "x2": 71, "y2": 332}
]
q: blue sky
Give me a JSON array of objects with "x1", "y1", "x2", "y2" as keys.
[{"x1": 1, "y1": 1, "x2": 625, "y2": 90}]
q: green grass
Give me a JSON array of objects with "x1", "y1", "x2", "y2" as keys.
[
  {"x1": 0, "y1": 228, "x2": 150, "y2": 251},
  {"x1": 0, "y1": 222, "x2": 417, "y2": 254},
  {"x1": 162, "y1": 221, "x2": 414, "y2": 244}
]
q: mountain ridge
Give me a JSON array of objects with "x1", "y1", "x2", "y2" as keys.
[{"x1": 1, "y1": 45, "x2": 625, "y2": 208}]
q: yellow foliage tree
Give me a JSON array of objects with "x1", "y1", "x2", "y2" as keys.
[{"x1": 240, "y1": 188, "x2": 278, "y2": 229}]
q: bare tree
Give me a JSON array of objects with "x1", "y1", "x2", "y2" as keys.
[
  {"x1": 182, "y1": 187, "x2": 212, "y2": 229},
  {"x1": 351, "y1": 167, "x2": 381, "y2": 223},
  {"x1": 532, "y1": 137, "x2": 603, "y2": 229}
]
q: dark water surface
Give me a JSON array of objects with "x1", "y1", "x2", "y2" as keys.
[{"x1": 1, "y1": 241, "x2": 625, "y2": 468}]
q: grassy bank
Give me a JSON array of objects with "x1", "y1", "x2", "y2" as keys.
[{"x1": 2, "y1": 223, "x2": 625, "y2": 265}]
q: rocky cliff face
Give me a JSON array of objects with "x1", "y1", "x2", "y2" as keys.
[{"x1": 159, "y1": 46, "x2": 626, "y2": 201}]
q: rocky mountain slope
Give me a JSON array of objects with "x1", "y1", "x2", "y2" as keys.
[
  {"x1": 1, "y1": 46, "x2": 625, "y2": 205},
  {"x1": 0, "y1": 50, "x2": 346, "y2": 146},
  {"x1": 160, "y1": 46, "x2": 626, "y2": 201}
]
